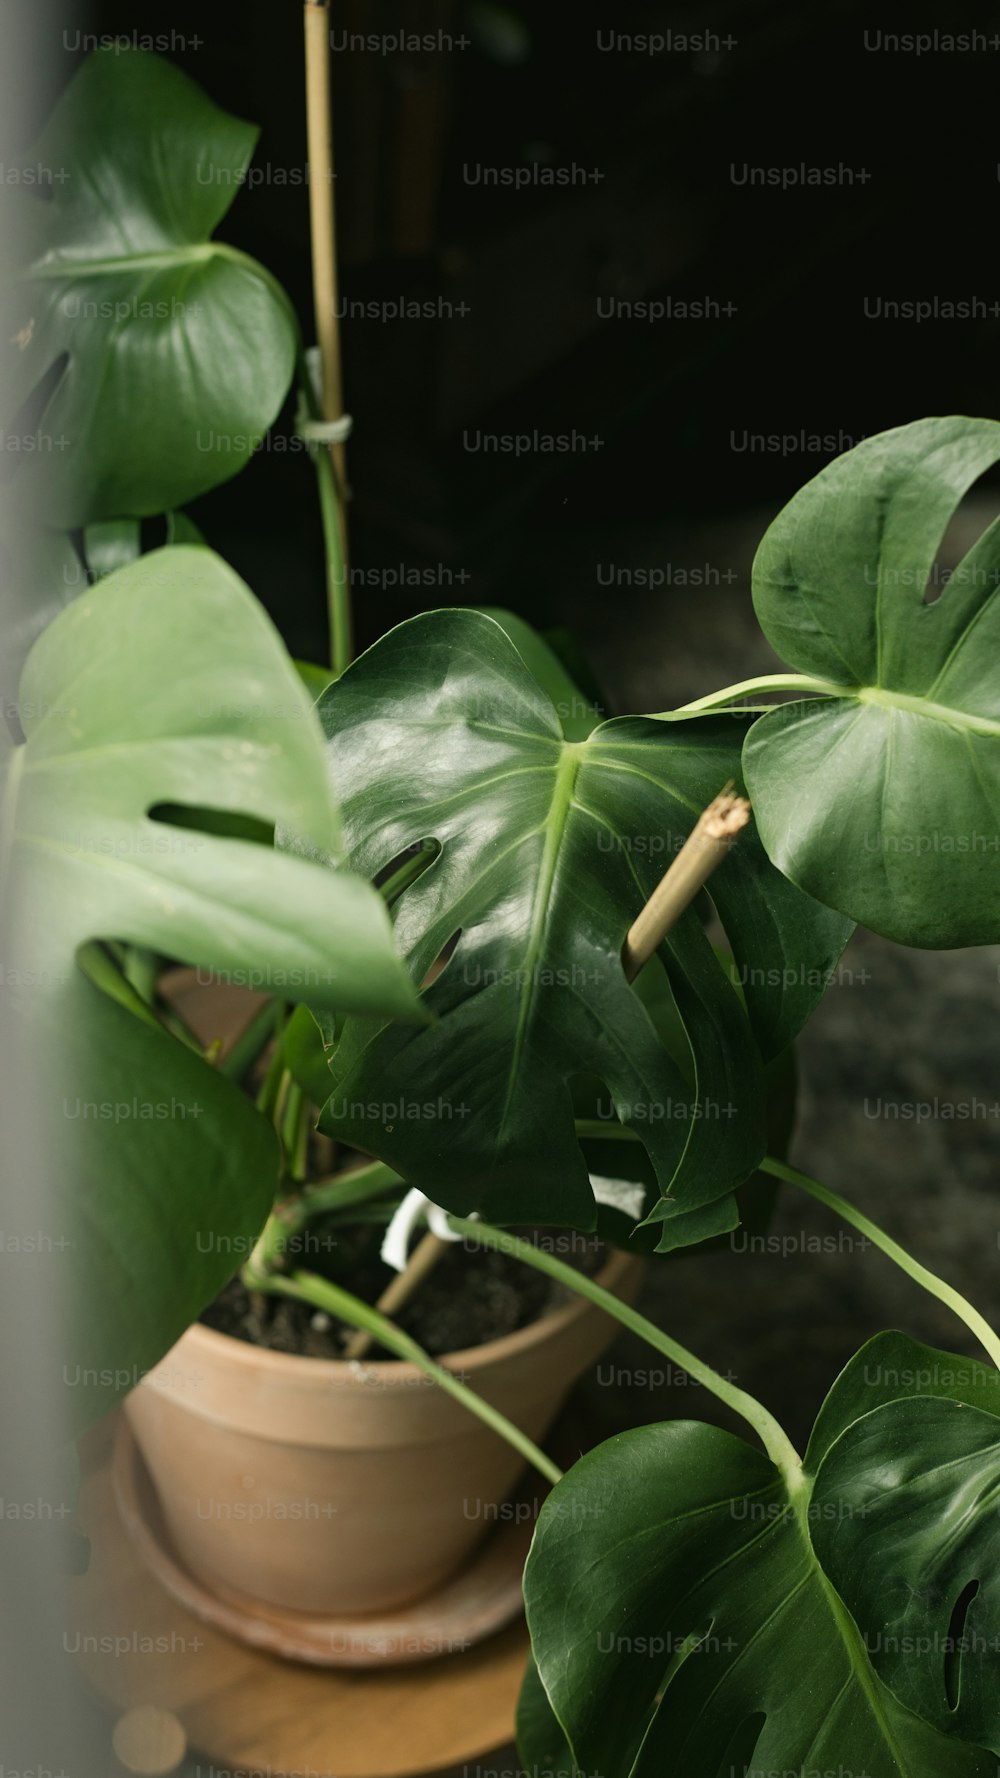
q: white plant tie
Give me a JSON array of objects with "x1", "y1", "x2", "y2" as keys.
[
  {"x1": 590, "y1": 1174, "x2": 646, "y2": 1222},
  {"x1": 380, "y1": 1187, "x2": 475, "y2": 1272},
  {"x1": 294, "y1": 344, "x2": 354, "y2": 448},
  {"x1": 379, "y1": 1175, "x2": 644, "y2": 1274},
  {"x1": 296, "y1": 410, "x2": 354, "y2": 446}
]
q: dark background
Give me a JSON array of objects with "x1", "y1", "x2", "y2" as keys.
[{"x1": 17, "y1": 0, "x2": 1000, "y2": 665}]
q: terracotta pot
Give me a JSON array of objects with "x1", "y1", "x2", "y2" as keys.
[{"x1": 124, "y1": 1246, "x2": 642, "y2": 1617}]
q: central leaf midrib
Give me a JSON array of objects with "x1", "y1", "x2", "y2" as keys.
[
  {"x1": 497, "y1": 744, "x2": 582, "y2": 1134},
  {"x1": 28, "y1": 241, "x2": 233, "y2": 279},
  {"x1": 857, "y1": 685, "x2": 1000, "y2": 739},
  {"x1": 788, "y1": 1483, "x2": 913, "y2": 1770}
]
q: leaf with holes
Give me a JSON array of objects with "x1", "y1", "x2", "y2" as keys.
[
  {"x1": 308, "y1": 609, "x2": 850, "y2": 1239},
  {"x1": 3, "y1": 544, "x2": 421, "y2": 1419},
  {"x1": 5, "y1": 544, "x2": 421, "y2": 1019},
  {"x1": 4, "y1": 48, "x2": 297, "y2": 527},
  {"x1": 807, "y1": 1331, "x2": 1000, "y2": 1753},
  {"x1": 743, "y1": 416, "x2": 1000, "y2": 946},
  {"x1": 519, "y1": 1355, "x2": 997, "y2": 1777}
]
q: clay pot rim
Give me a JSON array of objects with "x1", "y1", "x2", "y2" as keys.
[{"x1": 185, "y1": 1243, "x2": 638, "y2": 1381}]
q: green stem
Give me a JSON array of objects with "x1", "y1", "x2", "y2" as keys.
[
  {"x1": 271, "y1": 1069, "x2": 292, "y2": 1145},
  {"x1": 659, "y1": 673, "x2": 853, "y2": 720},
  {"x1": 377, "y1": 842, "x2": 441, "y2": 907},
  {"x1": 156, "y1": 1004, "x2": 207, "y2": 1056},
  {"x1": 297, "y1": 350, "x2": 351, "y2": 676},
  {"x1": 574, "y1": 1118, "x2": 642, "y2": 1144},
  {"x1": 762, "y1": 1158, "x2": 1000, "y2": 1372},
  {"x1": 281, "y1": 1081, "x2": 307, "y2": 1180},
  {"x1": 220, "y1": 998, "x2": 281, "y2": 1085},
  {"x1": 77, "y1": 942, "x2": 161, "y2": 1031},
  {"x1": 291, "y1": 1098, "x2": 310, "y2": 1182},
  {"x1": 447, "y1": 1217, "x2": 803, "y2": 1485},
  {"x1": 316, "y1": 443, "x2": 351, "y2": 676},
  {"x1": 253, "y1": 1161, "x2": 405, "y2": 1272},
  {"x1": 83, "y1": 944, "x2": 212, "y2": 1057},
  {"x1": 122, "y1": 944, "x2": 160, "y2": 1007},
  {"x1": 242, "y1": 1263, "x2": 562, "y2": 1487},
  {"x1": 284, "y1": 1161, "x2": 404, "y2": 1225},
  {"x1": 254, "y1": 1011, "x2": 287, "y2": 1120}
]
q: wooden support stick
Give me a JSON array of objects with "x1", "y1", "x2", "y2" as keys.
[
  {"x1": 341, "y1": 1230, "x2": 449, "y2": 1360},
  {"x1": 340, "y1": 784, "x2": 750, "y2": 1359},
  {"x1": 304, "y1": 1, "x2": 348, "y2": 506},
  {"x1": 622, "y1": 784, "x2": 750, "y2": 981}
]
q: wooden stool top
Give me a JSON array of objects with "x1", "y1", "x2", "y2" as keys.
[{"x1": 73, "y1": 1419, "x2": 530, "y2": 1778}]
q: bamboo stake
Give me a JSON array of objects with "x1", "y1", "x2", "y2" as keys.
[
  {"x1": 304, "y1": 1, "x2": 348, "y2": 508},
  {"x1": 621, "y1": 784, "x2": 750, "y2": 981},
  {"x1": 340, "y1": 784, "x2": 750, "y2": 1359},
  {"x1": 341, "y1": 1230, "x2": 448, "y2": 1360}
]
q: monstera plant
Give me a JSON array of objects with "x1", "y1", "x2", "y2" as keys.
[{"x1": 5, "y1": 42, "x2": 1000, "y2": 1775}]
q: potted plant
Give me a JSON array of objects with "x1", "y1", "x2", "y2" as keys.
[
  {"x1": 2, "y1": 44, "x2": 652, "y2": 1642},
  {"x1": 6, "y1": 40, "x2": 1000, "y2": 1773},
  {"x1": 5, "y1": 44, "x2": 826, "y2": 1640}
]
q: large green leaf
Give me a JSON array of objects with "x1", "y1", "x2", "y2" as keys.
[
  {"x1": 807, "y1": 1333, "x2": 1000, "y2": 1753},
  {"x1": 5, "y1": 48, "x2": 297, "y2": 527},
  {"x1": 308, "y1": 610, "x2": 850, "y2": 1238},
  {"x1": 5, "y1": 544, "x2": 420, "y2": 1019},
  {"x1": 743, "y1": 417, "x2": 1000, "y2": 947},
  {"x1": 520, "y1": 1407, "x2": 995, "y2": 1776},
  {"x1": 3, "y1": 544, "x2": 421, "y2": 1418},
  {"x1": 49, "y1": 974, "x2": 280, "y2": 1430}
]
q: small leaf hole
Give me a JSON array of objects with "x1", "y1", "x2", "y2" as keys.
[
  {"x1": 148, "y1": 803, "x2": 275, "y2": 846},
  {"x1": 944, "y1": 1577, "x2": 979, "y2": 1711},
  {"x1": 421, "y1": 928, "x2": 461, "y2": 990},
  {"x1": 374, "y1": 838, "x2": 440, "y2": 907},
  {"x1": 713, "y1": 1710, "x2": 766, "y2": 1778}
]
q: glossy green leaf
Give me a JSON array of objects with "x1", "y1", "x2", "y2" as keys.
[
  {"x1": 475, "y1": 606, "x2": 603, "y2": 739},
  {"x1": 6, "y1": 48, "x2": 297, "y2": 526},
  {"x1": 807, "y1": 1329, "x2": 1000, "y2": 1470},
  {"x1": 744, "y1": 417, "x2": 1000, "y2": 946},
  {"x1": 309, "y1": 610, "x2": 850, "y2": 1236},
  {"x1": 516, "y1": 1657, "x2": 574, "y2": 1778},
  {"x1": 520, "y1": 1414, "x2": 994, "y2": 1777},
  {"x1": 808, "y1": 1333, "x2": 1000, "y2": 1752},
  {"x1": 574, "y1": 952, "x2": 795, "y2": 1250},
  {"x1": 82, "y1": 518, "x2": 141, "y2": 581}
]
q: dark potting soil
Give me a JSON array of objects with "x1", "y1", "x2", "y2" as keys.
[{"x1": 201, "y1": 1219, "x2": 606, "y2": 1361}]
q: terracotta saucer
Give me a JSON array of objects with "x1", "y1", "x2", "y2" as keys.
[{"x1": 112, "y1": 1419, "x2": 532, "y2": 1668}]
